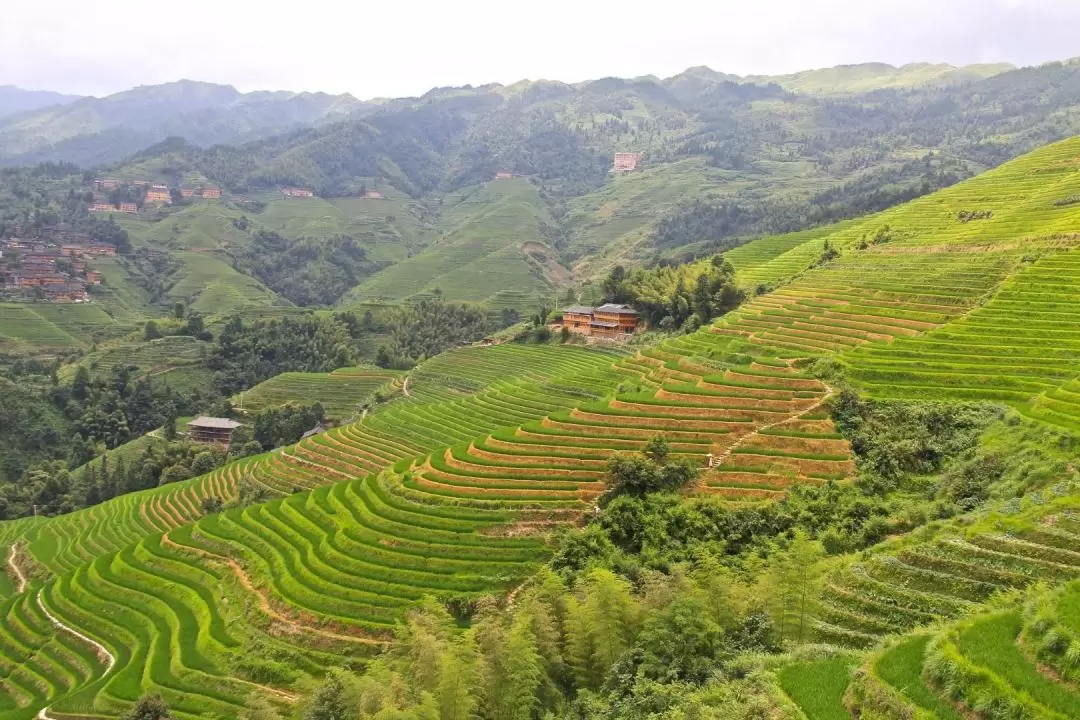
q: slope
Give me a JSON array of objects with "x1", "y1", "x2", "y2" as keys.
[{"x1": 342, "y1": 178, "x2": 561, "y2": 312}]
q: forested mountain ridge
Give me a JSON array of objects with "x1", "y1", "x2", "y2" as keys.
[{"x1": 0, "y1": 80, "x2": 364, "y2": 167}]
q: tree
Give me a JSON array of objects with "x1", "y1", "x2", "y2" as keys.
[
  {"x1": 172, "y1": 302, "x2": 185, "y2": 320},
  {"x1": 493, "y1": 612, "x2": 544, "y2": 720},
  {"x1": 190, "y1": 450, "x2": 223, "y2": 476},
  {"x1": 125, "y1": 694, "x2": 172, "y2": 720},
  {"x1": 636, "y1": 593, "x2": 727, "y2": 683},
  {"x1": 162, "y1": 410, "x2": 177, "y2": 442},
  {"x1": 304, "y1": 670, "x2": 352, "y2": 720},
  {"x1": 565, "y1": 569, "x2": 641, "y2": 690},
  {"x1": 72, "y1": 366, "x2": 90, "y2": 402},
  {"x1": 437, "y1": 632, "x2": 481, "y2": 720},
  {"x1": 144, "y1": 321, "x2": 162, "y2": 341}
]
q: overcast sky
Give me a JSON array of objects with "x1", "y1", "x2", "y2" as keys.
[{"x1": 3, "y1": 0, "x2": 1078, "y2": 99}]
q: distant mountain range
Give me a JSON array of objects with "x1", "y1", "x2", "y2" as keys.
[
  {"x1": 0, "y1": 85, "x2": 81, "y2": 119},
  {"x1": 0, "y1": 61, "x2": 1026, "y2": 169},
  {"x1": 0, "y1": 80, "x2": 365, "y2": 167}
]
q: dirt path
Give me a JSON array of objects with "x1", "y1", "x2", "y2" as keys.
[
  {"x1": 402, "y1": 375, "x2": 411, "y2": 397},
  {"x1": 37, "y1": 588, "x2": 116, "y2": 673},
  {"x1": 709, "y1": 380, "x2": 836, "y2": 468},
  {"x1": 6, "y1": 544, "x2": 28, "y2": 594},
  {"x1": 162, "y1": 531, "x2": 386, "y2": 648}
]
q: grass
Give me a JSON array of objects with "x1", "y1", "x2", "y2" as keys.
[
  {"x1": 776, "y1": 656, "x2": 857, "y2": 720},
  {"x1": 875, "y1": 635, "x2": 963, "y2": 719},
  {"x1": 957, "y1": 611, "x2": 1080, "y2": 716}
]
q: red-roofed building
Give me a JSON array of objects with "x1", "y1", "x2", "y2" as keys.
[
  {"x1": 200, "y1": 186, "x2": 221, "y2": 199},
  {"x1": 613, "y1": 152, "x2": 642, "y2": 173}
]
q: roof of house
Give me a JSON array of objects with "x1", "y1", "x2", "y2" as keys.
[
  {"x1": 596, "y1": 303, "x2": 638, "y2": 315},
  {"x1": 589, "y1": 320, "x2": 619, "y2": 328},
  {"x1": 563, "y1": 305, "x2": 595, "y2": 315},
  {"x1": 187, "y1": 416, "x2": 243, "y2": 430}
]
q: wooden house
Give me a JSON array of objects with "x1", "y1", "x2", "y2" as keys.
[
  {"x1": 558, "y1": 303, "x2": 639, "y2": 339},
  {"x1": 561, "y1": 305, "x2": 596, "y2": 335},
  {"x1": 200, "y1": 186, "x2": 221, "y2": 199},
  {"x1": 187, "y1": 417, "x2": 243, "y2": 446}
]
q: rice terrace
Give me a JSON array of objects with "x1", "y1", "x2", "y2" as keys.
[{"x1": 4, "y1": 24, "x2": 1080, "y2": 720}]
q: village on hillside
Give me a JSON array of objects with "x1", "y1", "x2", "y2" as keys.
[
  {"x1": 0, "y1": 226, "x2": 116, "y2": 303},
  {"x1": 88, "y1": 177, "x2": 223, "y2": 214}
]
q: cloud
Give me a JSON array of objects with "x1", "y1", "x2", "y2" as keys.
[{"x1": 2, "y1": 0, "x2": 1077, "y2": 97}]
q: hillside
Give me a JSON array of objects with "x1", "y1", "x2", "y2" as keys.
[{"x1": 7, "y1": 60, "x2": 1080, "y2": 360}]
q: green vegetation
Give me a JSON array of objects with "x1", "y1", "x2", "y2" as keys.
[
  {"x1": 6, "y1": 62, "x2": 1080, "y2": 720},
  {"x1": 234, "y1": 368, "x2": 399, "y2": 421}
]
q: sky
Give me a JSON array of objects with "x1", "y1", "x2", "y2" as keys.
[{"x1": 2, "y1": 0, "x2": 1079, "y2": 99}]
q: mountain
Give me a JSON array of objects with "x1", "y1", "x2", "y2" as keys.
[
  {"x1": 0, "y1": 85, "x2": 81, "y2": 119},
  {"x1": 747, "y1": 61, "x2": 1014, "y2": 94},
  {"x1": 0, "y1": 79, "x2": 364, "y2": 167}
]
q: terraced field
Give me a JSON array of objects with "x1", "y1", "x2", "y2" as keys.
[
  {"x1": 61, "y1": 335, "x2": 212, "y2": 385},
  {"x1": 0, "y1": 329, "x2": 855, "y2": 718},
  {"x1": 847, "y1": 531, "x2": 1080, "y2": 719},
  {"x1": 813, "y1": 496, "x2": 1080, "y2": 649},
  {"x1": 233, "y1": 368, "x2": 401, "y2": 421},
  {"x1": 6, "y1": 137, "x2": 1080, "y2": 719}
]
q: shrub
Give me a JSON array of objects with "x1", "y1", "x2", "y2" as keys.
[
  {"x1": 190, "y1": 450, "x2": 225, "y2": 476},
  {"x1": 158, "y1": 463, "x2": 191, "y2": 485}
]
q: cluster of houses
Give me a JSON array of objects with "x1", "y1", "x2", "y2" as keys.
[
  {"x1": 556, "y1": 303, "x2": 640, "y2": 340},
  {"x1": 0, "y1": 231, "x2": 115, "y2": 302},
  {"x1": 89, "y1": 178, "x2": 222, "y2": 214}
]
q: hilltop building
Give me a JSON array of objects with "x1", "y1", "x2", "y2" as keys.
[
  {"x1": 494, "y1": 172, "x2": 514, "y2": 180},
  {"x1": 187, "y1": 417, "x2": 243, "y2": 446},
  {"x1": 89, "y1": 203, "x2": 117, "y2": 213},
  {"x1": 613, "y1": 152, "x2": 642, "y2": 173},
  {"x1": 180, "y1": 187, "x2": 196, "y2": 198},
  {"x1": 118, "y1": 203, "x2": 138, "y2": 214},
  {"x1": 559, "y1": 303, "x2": 640, "y2": 339},
  {"x1": 363, "y1": 190, "x2": 383, "y2": 199},
  {"x1": 145, "y1": 189, "x2": 171, "y2": 204},
  {"x1": 282, "y1": 187, "x2": 314, "y2": 198},
  {"x1": 200, "y1": 186, "x2": 221, "y2": 199}
]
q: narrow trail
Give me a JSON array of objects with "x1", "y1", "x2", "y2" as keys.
[
  {"x1": 709, "y1": 380, "x2": 837, "y2": 467},
  {"x1": 6, "y1": 544, "x2": 28, "y2": 594},
  {"x1": 402, "y1": 375, "x2": 411, "y2": 397},
  {"x1": 162, "y1": 531, "x2": 386, "y2": 648}
]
